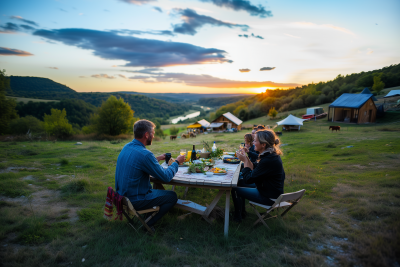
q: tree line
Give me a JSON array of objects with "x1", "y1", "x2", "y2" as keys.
[{"x1": 209, "y1": 63, "x2": 400, "y2": 121}]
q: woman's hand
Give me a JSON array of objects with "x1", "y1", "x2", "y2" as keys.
[
  {"x1": 242, "y1": 147, "x2": 249, "y2": 153},
  {"x1": 236, "y1": 149, "x2": 247, "y2": 162}
]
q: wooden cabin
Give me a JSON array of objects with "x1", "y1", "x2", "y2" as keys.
[
  {"x1": 328, "y1": 93, "x2": 377, "y2": 124},
  {"x1": 210, "y1": 112, "x2": 243, "y2": 131}
]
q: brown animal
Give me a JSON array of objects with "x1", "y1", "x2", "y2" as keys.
[
  {"x1": 329, "y1": 126, "x2": 340, "y2": 132},
  {"x1": 181, "y1": 133, "x2": 188, "y2": 139},
  {"x1": 170, "y1": 135, "x2": 177, "y2": 140},
  {"x1": 189, "y1": 132, "x2": 196, "y2": 138}
]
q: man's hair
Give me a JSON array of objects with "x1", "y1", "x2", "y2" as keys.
[
  {"x1": 134, "y1": 119, "x2": 155, "y2": 139},
  {"x1": 257, "y1": 124, "x2": 266, "y2": 130}
]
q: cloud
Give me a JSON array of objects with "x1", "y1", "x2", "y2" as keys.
[
  {"x1": 172, "y1": 8, "x2": 249, "y2": 35},
  {"x1": 126, "y1": 69, "x2": 299, "y2": 88},
  {"x1": 20, "y1": 24, "x2": 36, "y2": 31},
  {"x1": 118, "y1": 0, "x2": 156, "y2": 5},
  {"x1": 239, "y1": 32, "x2": 263, "y2": 39},
  {"x1": 153, "y1": 6, "x2": 162, "y2": 12},
  {"x1": 366, "y1": 48, "x2": 373, "y2": 55},
  {"x1": 260, "y1": 67, "x2": 275, "y2": 71},
  {"x1": 79, "y1": 76, "x2": 86, "y2": 78},
  {"x1": 118, "y1": 74, "x2": 127, "y2": 78},
  {"x1": 284, "y1": 33, "x2": 300, "y2": 39},
  {"x1": 91, "y1": 74, "x2": 115, "y2": 79},
  {"x1": 0, "y1": 22, "x2": 36, "y2": 33},
  {"x1": 0, "y1": 22, "x2": 20, "y2": 33},
  {"x1": 239, "y1": 69, "x2": 250, "y2": 72},
  {"x1": 0, "y1": 47, "x2": 33, "y2": 56},
  {"x1": 293, "y1": 22, "x2": 355, "y2": 35},
  {"x1": 200, "y1": 0, "x2": 272, "y2": 18},
  {"x1": 60, "y1": 8, "x2": 68, "y2": 12},
  {"x1": 48, "y1": 67, "x2": 58, "y2": 69},
  {"x1": 111, "y1": 29, "x2": 174, "y2": 36},
  {"x1": 10, "y1": 16, "x2": 38, "y2": 26},
  {"x1": 33, "y1": 28, "x2": 232, "y2": 67}
]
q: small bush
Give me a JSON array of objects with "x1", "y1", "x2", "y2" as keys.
[
  {"x1": 19, "y1": 149, "x2": 39, "y2": 156},
  {"x1": 61, "y1": 178, "x2": 89, "y2": 194},
  {"x1": 110, "y1": 139, "x2": 122, "y2": 144},
  {"x1": 326, "y1": 142, "x2": 336, "y2": 148},
  {"x1": 60, "y1": 159, "x2": 69, "y2": 165}
]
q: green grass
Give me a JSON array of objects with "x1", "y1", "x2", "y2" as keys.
[{"x1": 0, "y1": 117, "x2": 399, "y2": 266}]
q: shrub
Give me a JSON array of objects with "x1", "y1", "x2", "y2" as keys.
[
  {"x1": 326, "y1": 142, "x2": 336, "y2": 148},
  {"x1": 8, "y1": 116, "x2": 44, "y2": 135},
  {"x1": 61, "y1": 178, "x2": 89, "y2": 194},
  {"x1": 60, "y1": 158, "x2": 69, "y2": 165},
  {"x1": 169, "y1": 126, "x2": 179, "y2": 136},
  {"x1": 44, "y1": 108, "x2": 73, "y2": 138}
]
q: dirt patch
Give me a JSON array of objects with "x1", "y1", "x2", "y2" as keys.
[
  {"x1": 351, "y1": 165, "x2": 366, "y2": 169},
  {"x1": 0, "y1": 167, "x2": 40, "y2": 174},
  {"x1": 0, "y1": 189, "x2": 80, "y2": 223}
]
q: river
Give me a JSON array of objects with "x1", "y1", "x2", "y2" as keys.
[{"x1": 171, "y1": 111, "x2": 201, "y2": 124}]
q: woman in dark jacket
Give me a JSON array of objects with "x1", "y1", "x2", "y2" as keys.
[
  {"x1": 231, "y1": 129, "x2": 285, "y2": 223},
  {"x1": 243, "y1": 133, "x2": 259, "y2": 163}
]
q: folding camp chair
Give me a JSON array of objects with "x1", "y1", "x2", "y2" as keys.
[
  {"x1": 121, "y1": 197, "x2": 159, "y2": 235},
  {"x1": 249, "y1": 189, "x2": 306, "y2": 229}
]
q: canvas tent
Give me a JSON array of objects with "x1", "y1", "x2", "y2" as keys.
[
  {"x1": 328, "y1": 93, "x2": 376, "y2": 123},
  {"x1": 186, "y1": 119, "x2": 210, "y2": 133},
  {"x1": 276, "y1": 114, "x2": 306, "y2": 131}
]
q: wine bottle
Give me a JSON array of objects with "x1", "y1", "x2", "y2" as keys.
[{"x1": 191, "y1": 145, "x2": 196, "y2": 162}]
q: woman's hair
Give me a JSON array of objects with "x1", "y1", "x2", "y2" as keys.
[
  {"x1": 256, "y1": 125, "x2": 266, "y2": 130},
  {"x1": 256, "y1": 129, "x2": 282, "y2": 155},
  {"x1": 244, "y1": 133, "x2": 253, "y2": 144}
]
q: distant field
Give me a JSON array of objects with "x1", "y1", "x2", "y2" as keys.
[{"x1": 7, "y1": 96, "x2": 59, "y2": 103}]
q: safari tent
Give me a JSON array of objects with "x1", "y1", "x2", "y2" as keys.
[
  {"x1": 276, "y1": 114, "x2": 306, "y2": 131},
  {"x1": 328, "y1": 93, "x2": 377, "y2": 123},
  {"x1": 186, "y1": 119, "x2": 210, "y2": 133},
  {"x1": 210, "y1": 112, "x2": 242, "y2": 131}
]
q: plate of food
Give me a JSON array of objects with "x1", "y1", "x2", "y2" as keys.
[
  {"x1": 223, "y1": 157, "x2": 240, "y2": 164},
  {"x1": 209, "y1": 167, "x2": 227, "y2": 175}
]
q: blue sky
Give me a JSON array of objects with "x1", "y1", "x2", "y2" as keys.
[{"x1": 1, "y1": 0, "x2": 399, "y2": 94}]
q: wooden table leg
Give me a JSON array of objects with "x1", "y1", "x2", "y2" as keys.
[{"x1": 224, "y1": 190, "x2": 230, "y2": 237}]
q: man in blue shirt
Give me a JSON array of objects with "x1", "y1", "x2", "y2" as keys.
[{"x1": 115, "y1": 120, "x2": 185, "y2": 231}]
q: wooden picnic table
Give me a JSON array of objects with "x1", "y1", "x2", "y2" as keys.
[{"x1": 151, "y1": 162, "x2": 240, "y2": 237}]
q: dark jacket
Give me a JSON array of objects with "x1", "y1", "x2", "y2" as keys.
[
  {"x1": 242, "y1": 152, "x2": 285, "y2": 205},
  {"x1": 247, "y1": 145, "x2": 259, "y2": 163}
]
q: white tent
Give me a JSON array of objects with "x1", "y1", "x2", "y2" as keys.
[{"x1": 276, "y1": 114, "x2": 306, "y2": 130}]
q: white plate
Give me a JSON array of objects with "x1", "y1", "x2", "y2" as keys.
[{"x1": 213, "y1": 172, "x2": 227, "y2": 175}]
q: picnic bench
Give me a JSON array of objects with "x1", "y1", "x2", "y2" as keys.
[{"x1": 151, "y1": 162, "x2": 241, "y2": 237}]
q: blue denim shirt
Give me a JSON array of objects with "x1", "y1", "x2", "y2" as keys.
[{"x1": 115, "y1": 139, "x2": 178, "y2": 201}]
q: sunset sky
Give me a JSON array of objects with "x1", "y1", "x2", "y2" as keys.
[{"x1": 1, "y1": 0, "x2": 399, "y2": 94}]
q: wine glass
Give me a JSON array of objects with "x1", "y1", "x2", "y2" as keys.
[{"x1": 180, "y1": 149, "x2": 186, "y2": 156}]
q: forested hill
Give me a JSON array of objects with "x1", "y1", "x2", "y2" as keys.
[
  {"x1": 198, "y1": 95, "x2": 249, "y2": 107},
  {"x1": 8, "y1": 76, "x2": 192, "y2": 123},
  {"x1": 210, "y1": 63, "x2": 400, "y2": 122},
  {"x1": 9, "y1": 76, "x2": 78, "y2": 98}
]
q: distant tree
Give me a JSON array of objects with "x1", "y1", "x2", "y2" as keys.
[
  {"x1": 8, "y1": 116, "x2": 44, "y2": 135},
  {"x1": 372, "y1": 75, "x2": 385, "y2": 94},
  {"x1": 268, "y1": 107, "x2": 278, "y2": 119},
  {"x1": 92, "y1": 96, "x2": 134, "y2": 136},
  {"x1": 169, "y1": 126, "x2": 179, "y2": 136},
  {"x1": 0, "y1": 70, "x2": 18, "y2": 134},
  {"x1": 44, "y1": 108, "x2": 73, "y2": 138}
]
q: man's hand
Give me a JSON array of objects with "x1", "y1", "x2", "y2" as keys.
[
  {"x1": 156, "y1": 153, "x2": 166, "y2": 162},
  {"x1": 176, "y1": 155, "x2": 185, "y2": 164}
]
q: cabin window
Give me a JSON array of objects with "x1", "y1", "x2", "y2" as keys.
[{"x1": 354, "y1": 109, "x2": 358, "y2": 119}]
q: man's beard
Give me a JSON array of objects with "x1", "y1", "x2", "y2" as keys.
[{"x1": 146, "y1": 135, "x2": 153, "y2": 146}]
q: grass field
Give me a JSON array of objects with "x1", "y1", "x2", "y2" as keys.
[
  {"x1": 6, "y1": 96, "x2": 60, "y2": 103},
  {"x1": 0, "y1": 116, "x2": 399, "y2": 266}
]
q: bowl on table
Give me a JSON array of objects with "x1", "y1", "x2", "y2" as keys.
[{"x1": 199, "y1": 152, "x2": 211, "y2": 158}]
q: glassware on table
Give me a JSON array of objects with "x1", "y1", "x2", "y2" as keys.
[
  {"x1": 180, "y1": 149, "x2": 186, "y2": 156},
  {"x1": 239, "y1": 143, "x2": 245, "y2": 149},
  {"x1": 186, "y1": 151, "x2": 192, "y2": 162}
]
